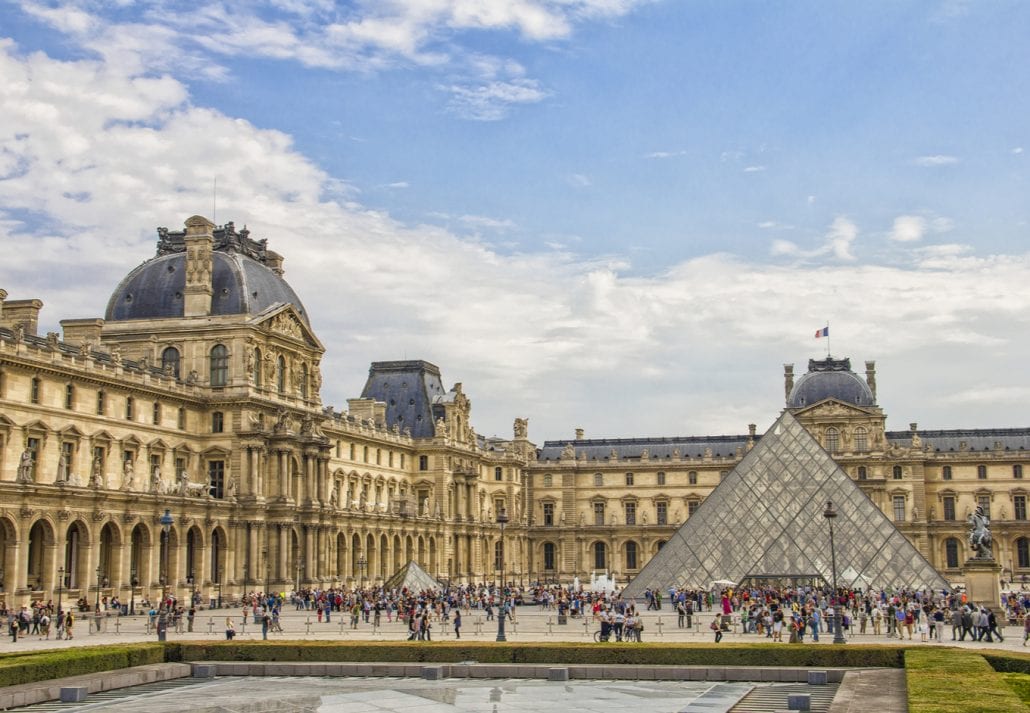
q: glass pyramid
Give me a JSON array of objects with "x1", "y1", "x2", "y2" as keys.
[
  {"x1": 383, "y1": 560, "x2": 443, "y2": 592},
  {"x1": 623, "y1": 411, "x2": 949, "y2": 596}
]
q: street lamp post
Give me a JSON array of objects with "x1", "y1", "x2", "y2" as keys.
[
  {"x1": 187, "y1": 575, "x2": 194, "y2": 608},
  {"x1": 216, "y1": 567, "x2": 223, "y2": 609},
  {"x1": 130, "y1": 574, "x2": 137, "y2": 616},
  {"x1": 56, "y1": 566, "x2": 64, "y2": 618},
  {"x1": 95, "y1": 565, "x2": 102, "y2": 612},
  {"x1": 356, "y1": 556, "x2": 367, "y2": 591},
  {"x1": 296, "y1": 557, "x2": 304, "y2": 595},
  {"x1": 823, "y1": 500, "x2": 847, "y2": 645},
  {"x1": 496, "y1": 506, "x2": 509, "y2": 642},
  {"x1": 157, "y1": 508, "x2": 174, "y2": 641}
]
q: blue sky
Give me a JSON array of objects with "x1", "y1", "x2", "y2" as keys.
[{"x1": 1, "y1": 1, "x2": 1029, "y2": 440}]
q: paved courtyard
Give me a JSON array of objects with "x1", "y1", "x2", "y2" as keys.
[{"x1": 3, "y1": 603, "x2": 1026, "y2": 653}]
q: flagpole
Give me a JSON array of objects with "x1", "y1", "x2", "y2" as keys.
[{"x1": 826, "y1": 321, "x2": 830, "y2": 358}]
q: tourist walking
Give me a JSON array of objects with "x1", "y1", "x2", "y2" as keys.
[{"x1": 453, "y1": 610, "x2": 462, "y2": 639}]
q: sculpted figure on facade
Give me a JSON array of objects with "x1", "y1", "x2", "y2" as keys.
[
  {"x1": 226, "y1": 475, "x2": 238, "y2": 500},
  {"x1": 151, "y1": 465, "x2": 162, "y2": 493},
  {"x1": 56, "y1": 453, "x2": 68, "y2": 484},
  {"x1": 17, "y1": 449, "x2": 34, "y2": 483},
  {"x1": 179, "y1": 471, "x2": 209, "y2": 497},
  {"x1": 263, "y1": 352, "x2": 275, "y2": 385},
  {"x1": 513, "y1": 417, "x2": 528, "y2": 439},
  {"x1": 89, "y1": 454, "x2": 104, "y2": 488},
  {"x1": 245, "y1": 347, "x2": 256, "y2": 377},
  {"x1": 121, "y1": 459, "x2": 136, "y2": 491},
  {"x1": 561, "y1": 443, "x2": 575, "y2": 460},
  {"x1": 328, "y1": 486, "x2": 338, "y2": 508}
]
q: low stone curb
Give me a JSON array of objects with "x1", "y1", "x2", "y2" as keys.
[
  {"x1": 193, "y1": 661, "x2": 848, "y2": 683},
  {"x1": 0, "y1": 663, "x2": 192, "y2": 709}
]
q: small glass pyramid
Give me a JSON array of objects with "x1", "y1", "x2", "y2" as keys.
[
  {"x1": 623, "y1": 411, "x2": 949, "y2": 596},
  {"x1": 383, "y1": 559, "x2": 443, "y2": 592}
]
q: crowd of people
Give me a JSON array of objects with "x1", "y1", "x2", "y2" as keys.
[{"x1": 6, "y1": 580, "x2": 1030, "y2": 646}]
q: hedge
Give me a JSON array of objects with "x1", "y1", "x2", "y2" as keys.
[
  {"x1": 0, "y1": 643, "x2": 165, "y2": 688},
  {"x1": 166, "y1": 641, "x2": 905, "y2": 668},
  {"x1": 906, "y1": 649, "x2": 1028, "y2": 713}
]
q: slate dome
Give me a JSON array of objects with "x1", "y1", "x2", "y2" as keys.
[
  {"x1": 105, "y1": 221, "x2": 309, "y2": 324},
  {"x1": 788, "y1": 357, "x2": 874, "y2": 408}
]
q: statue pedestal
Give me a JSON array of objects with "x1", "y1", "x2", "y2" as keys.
[{"x1": 964, "y1": 558, "x2": 1002, "y2": 608}]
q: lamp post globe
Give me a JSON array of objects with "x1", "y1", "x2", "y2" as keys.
[
  {"x1": 495, "y1": 506, "x2": 509, "y2": 642},
  {"x1": 823, "y1": 500, "x2": 847, "y2": 645}
]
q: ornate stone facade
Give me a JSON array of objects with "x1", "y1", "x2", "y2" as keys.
[
  {"x1": 0, "y1": 217, "x2": 528, "y2": 608},
  {"x1": 526, "y1": 359, "x2": 1030, "y2": 589}
]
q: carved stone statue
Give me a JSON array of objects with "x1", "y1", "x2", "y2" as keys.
[
  {"x1": 968, "y1": 505, "x2": 993, "y2": 559},
  {"x1": 89, "y1": 454, "x2": 104, "y2": 488},
  {"x1": 329, "y1": 487, "x2": 338, "y2": 507},
  {"x1": 179, "y1": 470, "x2": 209, "y2": 497},
  {"x1": 421, "y1": 497, "x2": 429, "y2": 517},
  {"x1": 186, "y1": 369, "x2": 199, "y2": 385},
  {"x1": 559, "y1": 510, "x2": 566, "y2": 525},
  {"x1": 435, "y1": 417, "x2": 448, "y2": 437},
  {"x1": 245, "y1": 348, "x2": 255, "y2": 376},
  {"x1": 151, "y1": 465, "x2": 162, "y2": 493},
  {"x1": 16, "y1": 449, "x2": 34, "y2": 484},
  {"x1": 56, "y1": 453, "x2": 69, "y2": 484},
  {"x1": 273, "y1": 409, "x2": 290, "y2": 434},
  {"x1": 561, "y1": 443, "x2": 576, "y2": 460},
  {"x1": 121, "y1": 459, "x2": 136, "y2": 490},
  {"x1": 226, "y1": 476, "x2": 238, "y2": 499},
  {"x1": 513, "y1": 417, "x2": 528, "y2": 439},
  {"x1": 263, "y1": 352, "x2": 275, "y2": 384}
]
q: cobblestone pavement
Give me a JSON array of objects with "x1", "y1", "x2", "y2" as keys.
[{"x1": 3, "y1": 605, "x2": 1027, "y2": 654}]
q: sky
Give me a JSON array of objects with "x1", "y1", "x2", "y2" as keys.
[{"x1": 1, "y1": 0, "x2": 1029, "y2": 443}]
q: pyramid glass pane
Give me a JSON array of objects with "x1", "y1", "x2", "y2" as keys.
[{"x1": 623, "y1": 411, "x2": 949, "y2": 597}]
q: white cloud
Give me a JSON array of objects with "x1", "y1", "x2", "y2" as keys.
[
  {"x1": 459, "y1": 214, "x2": 516, "y2": 231},
  {"x1": 445, "y1": 78, "x2": 549, "y2": 120},
  {"x1": 743, "y1": 165, "x2": 766, "y2": 173},
  {"x1": 4, "y1": 41, "x2": 1030, "y2": 439},
  {"x1": 771, "y1": 217, "x2": 857, "y2": 261},
  {"x1": 644, "y1": 150, "x2": 687, "y2": 159},
  {"x1": 566, "y1": 173, "x2": 592, "y2": 188},
  {"x1": 890, "y1": 215, "x2": 926, "y2": 242},
  {"x1": 913, "y1": 154, "x2": 959, "y2": 167},
  {"x1": 1014, "y1": 147, "x2": 1024, "y2": 155},
  {"x1": 386, "y1": 181, "x2": 410, "y2": 189}
]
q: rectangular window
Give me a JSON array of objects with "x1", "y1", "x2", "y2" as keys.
[
  {"x1": 857, "y1": 466, "x2": 867, "y2": 480},
  {"x1": 543, "y1": 502, "x2": 554, "y2": 526},
  {"x1": 349, "y1": 443, "x2": 356, "y2": 460},
  {"x1": 419, "y1": 455, "x2": 428, "y2": 471},
  {"x1": 943, "y1": 496, "x2": 956, "y2": 521},
  {"x1": 97, "y1": 391, "x2": 106, "y2": 416},
  {"x1": 625, "y1": 472, "x2": 634, "y2": 486},
  {"x1": 978, "y1": 465, "x2": 988, "y2": 480},
  {"x1": 893, "y1": 496, "x2": 906, "y2": 522},
  {"x1": 152, "y1": 402, "x2": 161, "y2": 425},
  {"x1": 494, "y1": 497, "x2": 506, "y2": 518},
  {"x1": 978, "y1": 495, "x2": 991, "y2": 518},
  {"x1": 388, "y1": 452, "x2": 394, "y2": 468},
  {"x1": 400, "y1": 454, "x2": 406, "y2": 469},
  {"x1": 62, "y1": 441, "x2": 74, "y2": 468},
  {"x1": 495, "y1": 467, "x2": 503, "y2": 481},
  {"x1": 177, "y1": 407, "x2": 185, "y2": 429},
  {"x1": 543, "y1": 544, "x2": 556, "y2": 571},
  {"x1": 150, "y1": 454, "x2": 160, "y2": 476},
  {"x1": 625, "y1": 501, "x2": 636, "y2": 525},
  {"x1": 688, "y1": 471, "x2": 697, "y2": 485},
  {"x1": 656, "y1": 471, "x2": 666, "y2": 485},
  {"x1": 27, "y1": 437, "x2": 40, "y2": 477},
  {"x1": 208, "y1": 460, "x2": 225, "y2": 498},
  {"x1": 656, "y1": 501, "x2": 668, "y2": 525},
  {"x1": 363, "y1": 446, "x2": 369, "y2": 463},
  {"x1": 542, "y1": 473, "x2": 553, "y2": 487},
  {"x1": 1015, "y1": 495, "x2": 1027, "y2": 521},
  {"x1": 30, "y1": 377, "x2": 40, "y2": 404},
  {"x1": 125, "y1": 396, "x2": 134, "y2": 420},
  {"x1": 593, "y1": 501, "x2": 605, "y2": 526},
  {"x1": 175, "y1": 456, "x2": 186, "y2": 479},
  {"x1": 376, "y1": 449, "x2": 382, "y2": 465},
  {"x1": 1016, "y1": 465, "x2": 1024, "y2": 479},
  {"x1": 594, "y1": 473, "x2": 603, "y2": 487},
  {"x1": 892, "y1": 465, "x2": 903, "y2": 480},
  {"x1": 65, "y1": 384, "x2": 74, "y2": 410},
  {"x1": 212, "y1": 411, "x2": 224, "y2": 433},
  {"x1": 688, "y1": 500, "x2": 699, "y2": 517},
  {"x1": 942, "y1": 466, "x2": 952, "y2": 480}
]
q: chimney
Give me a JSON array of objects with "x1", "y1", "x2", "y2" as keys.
[
  {"x1": 783, "y1": 364, "x2": 794, "y2": 403},
  {"x1": 575, "y1": 428, "x2": 585, "y2": 440},
  {"x1": 0, "y1": 288, "x2": 6, "y2": 320},
  {"x1": 0, "y1": 298, "x2": 44, "y2": 336},
  {"x1": 865, "y1": 360, "x2": 877, "y2": 403},
  {"x1": 183, "y1": 215, "x2": 215, "y2": 317},
  {"x1": 265, "y1": 250, "x2": 284, "y2": 276},
  {"x1": 61, "y1": 318, "x2": 105, "y2": 346}
]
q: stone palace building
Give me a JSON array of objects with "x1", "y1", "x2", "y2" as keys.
[{"x1": 0, "y1": 215, "x2": 1027, "y2": 607}]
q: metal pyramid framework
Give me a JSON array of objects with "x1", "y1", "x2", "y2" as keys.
[
  {"x1": 383, "y1": 560, "x2": 443, "y2": 592},
  {"x1": 623, "y1": 411, "x2": 949, "y2": 596}
]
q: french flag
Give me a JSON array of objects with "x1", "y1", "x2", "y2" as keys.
[{"x1": 815, "y1": 326, "x2": 829, "y2": 338}]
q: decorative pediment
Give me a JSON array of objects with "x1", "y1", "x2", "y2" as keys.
[
  {"x1": 252, "y1": 304, "x2": 324, "y2": 350},
  {"x1": 59, "y1": 424, "x2": 86, "y2": 439},
  {"x1": 794, "y1": 399, "x2": 874, "y2": 419}
]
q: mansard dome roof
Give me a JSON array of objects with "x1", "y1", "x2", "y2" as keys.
[
  {"x1": 788, "y1": 356, "x2": 875, "y2": 408},
  {"x1": 105, "y1": 221, "x2": 309, "y2": 324}
]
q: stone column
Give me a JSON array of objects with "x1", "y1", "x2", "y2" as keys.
[
  {"x1": 304, "y1": 527, "x2": 314, "y2": 581},
  {"x1": 277, "y1": 525, "x2": 287, "y2": 583}
]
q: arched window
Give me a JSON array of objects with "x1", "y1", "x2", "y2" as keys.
[
  {"x1": 825, "y1": 427, "x2": 839, "y2": 453},
  {"x1": 625, "y1": 541, "x2": 638, "y2": 570},
  {"x1": 854, "y1": 427, "x2": 868, "y2": 452},
  {"x1": 253, "y1": 348, "x2": 263, "y2": 388},
  {"x1": 543, "y1": 542, "x2": 556, "y2": 571},
  {"x1": 209, "y1": 345, "x2": 228, "y2": 386},
  {"x1": 161, "y1": 347, "x2": 180, "y2": 378},
  {"x1": 1018, "y1": 538, "x2": 1030, "y2": 569},
  {"x1": 277, "y1": 356, "x2": 286, "y2": 394},
  {"x1": 945, "y1": 538, "x2": 960, "y2": 569},
  {"x1": 593, "y1": 542, "x2": 606, "y2": 570}
]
